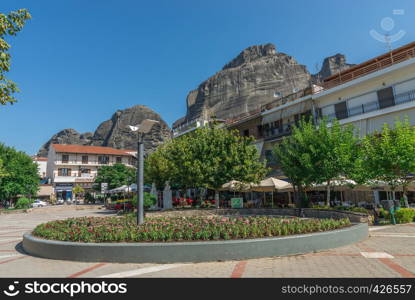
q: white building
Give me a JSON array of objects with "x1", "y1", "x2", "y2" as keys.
[
  {"x1": 46, "y1": 144, "x2": 137, "y2": 201},
  {"x1": 32, "y1": 156, "x2": 48, "y2": 179}
]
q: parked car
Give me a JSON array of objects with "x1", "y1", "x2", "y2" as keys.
[
  {"x1": 56, "y1": 199, "x2": 64, "y2": 205},
  {"x1": 32, "y1": 200, "x2": 47, "y2": 208}
]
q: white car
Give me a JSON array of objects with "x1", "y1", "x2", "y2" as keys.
[{"x1": 32, "y1": 200, "x2": 47, "y2": 208}]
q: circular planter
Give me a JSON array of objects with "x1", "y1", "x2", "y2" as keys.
[{"x1": 22, "y1": 223, "x2": 368, "y2": 263}]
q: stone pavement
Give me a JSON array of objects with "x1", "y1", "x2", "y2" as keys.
[{"x1": 0, "y1": 207, "x2": 414, "y2": 278}]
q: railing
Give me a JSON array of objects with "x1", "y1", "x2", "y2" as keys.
[
  {"x1": 263, "y1": 121, "x2": 296, "y2": 140},
  {"x1": 225, "y1": 87, "x2": 314, "y2": 126},
  {"x1": 321, "y1": 45, "x2": 415, "y2": 91},
  {"x1": 324, "y1": 88, "x2": 415, "y2": 121},
  {"x1": 172, "y1": 118, "x2": 209, "y2": 135},
  {"x1": 225, "y1": 108, "x2": 261, "y2": 125}
]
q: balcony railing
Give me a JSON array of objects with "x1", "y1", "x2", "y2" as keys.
[
  {"x1": 263, "y1": 121, "x2": 296, "y2": 141},
  {"x1": 321, "y1": 44, "x2": 415, "y2": 91},
  {"x1": 324, "y1": 88, "x2": 415, "y2": 121}
]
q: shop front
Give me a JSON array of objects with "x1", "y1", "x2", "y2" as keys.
[{"x1": 54, "y1": 183, "x2": 74, "y2": 201}]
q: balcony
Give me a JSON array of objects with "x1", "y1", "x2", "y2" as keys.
[
  {"x1": 324, "y1": 88, "x2": 415, "y2": 121},
  {"x1": 263, "y1": 121, "x2": 296, "y2": 141}
]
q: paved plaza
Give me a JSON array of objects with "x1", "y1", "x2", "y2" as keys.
[{"x1": 0, "y1": 207, "x2": 414, "y2": 278}]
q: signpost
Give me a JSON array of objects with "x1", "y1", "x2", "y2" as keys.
[
  {"x1": 231, "y1": 197, "x2": 243, "y2": 208},
  {"x1": 101, "y1": 182, "x2": 108, "y2": 194},
  {"x1": 101, "y1": 183, "x2": 108, "y2": 206}
]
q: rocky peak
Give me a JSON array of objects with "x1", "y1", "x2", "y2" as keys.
[
  {"x1": 184, "y1": 43, "x2": 311, "y2": 121},
  {"x1": 312, "y1": 53, "x2": 355, "y2": 83},
  {"x1": 222, "y1": 43, "x2": 277, "y2": 70},
  {"x1": 38, "y1": 105, "x2": 171, "y2": 157}
]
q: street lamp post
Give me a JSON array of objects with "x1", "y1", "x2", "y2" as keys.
[{"x1": 129, "y1": 119, "x2": 159, "y2": 225}]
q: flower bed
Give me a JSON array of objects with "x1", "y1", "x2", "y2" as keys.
[{"x1": 32, "y1": 215, "x2": 351, "y2": 243}]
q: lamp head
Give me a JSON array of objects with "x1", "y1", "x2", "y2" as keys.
[{"x1": 128, "y1": 119, "x2": 159, "y2": 134}]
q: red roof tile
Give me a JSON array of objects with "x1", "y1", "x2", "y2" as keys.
[
  {"x1": 51, "y1": 144, "x2": 136, "y2": 156},
  {"x1": 32, "y1": 156, "x2": 48, "y2": 161}
]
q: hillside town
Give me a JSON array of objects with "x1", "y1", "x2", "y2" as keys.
[{"x1": 1, "y1": 2, "x2": 415, "y2": 284}]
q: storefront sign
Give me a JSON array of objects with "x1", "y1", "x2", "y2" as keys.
[{"x1": 231, "y1": 198, "x2": 243, "y2": 208}]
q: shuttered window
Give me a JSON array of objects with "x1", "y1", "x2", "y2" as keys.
[
  {"x1": 377, "y1": 87, "x2": 395, "y2": 109},
  {"x1": 334, "y1": 102, "x2": 348, "y2": 120}
]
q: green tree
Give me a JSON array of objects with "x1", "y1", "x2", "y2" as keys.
[
  {"x1": 361, "y1": 117, "x2": 415, "y2": 203},
  {"x1": 95, "y1": 163, "x2": 136, "y2": 190},
  {"x1": 165, "y1": 127, "x2": 268, "y2": 207},
  {"x1": 0, "y1": 158, "x2": 8, "y2": 178},
  {"x1": 144, "y1": 143, "x2": 175, "y2": 190},
  {"x1": 0, "y1": 9, "x2": 31, "y2": 105},
  {"x1": 273, "y1": 118, "x2": 359, "y2": 207},
  {"x1": 0, "y1": 143, "x2": 39, "y2": 203},
  {"x1": 72, "y1": 185, "x2": 85, "y2": 203}
]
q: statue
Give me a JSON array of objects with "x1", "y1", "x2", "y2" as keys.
[{"x1": 163, "y1": 181, "x2": 173, "y2": 209}]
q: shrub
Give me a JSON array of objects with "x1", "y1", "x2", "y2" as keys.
[
  {"x1": 32, "y1": 215, "x2": 352, "y2": 243},
  {"x1": 394, "y1": 208, "x2": 415, "y2": 224},
  {"x1": 131, "y1": 193, "x2": 157, "y2": 209},
  {"x1": 378, "y1": 208, "x2": 389, "y2": 219},
  {"x1": 15, "y1": 197, "x2": 33, "y2": 209}
]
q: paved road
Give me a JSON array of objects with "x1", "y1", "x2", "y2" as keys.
[{"x1": 0, "y1": 207, "x2": 414, "y2": 278}]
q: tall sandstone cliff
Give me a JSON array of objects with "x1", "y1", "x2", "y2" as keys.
[
  {"x1": 181, "y1": 43, "x2": 353, "y2": 123},
  {"x1": 38, "y1": 105, "x2": 171, "y2": 157}
]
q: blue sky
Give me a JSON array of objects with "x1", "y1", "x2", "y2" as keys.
[{"x1": 0, "y1": 0, "x2": 414, "y2": 155}]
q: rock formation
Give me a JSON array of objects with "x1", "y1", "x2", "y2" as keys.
[
  {"x1": 38, "y1": 105, "x2": 171, "y2": 157},
  {"x1": 312, "y1": 53, "x2": 355, "y2": 84},
  {"x1": 178, "y1": 44, "x2": 354, "y2": 124},
  {"x1": 184, "y1": 43, "x2": 311, "y2": 121}
]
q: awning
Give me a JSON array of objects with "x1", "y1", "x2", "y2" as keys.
[
  {"x1": 251, "y1": 177, "x2": 292, "y2": 192},
  {"x1": 53, "y1": 176, "x2": 76, "y2": 183}
]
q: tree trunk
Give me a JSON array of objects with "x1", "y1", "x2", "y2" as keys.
[
  {"x1": 403, "y1": 185, "x2": 409, "y2": 208},
  {"x1": 293, "y1": 185, "x2": 299, "y2": 207},
  {"x1": 298, "y1": 185, "x2": 305, "y2": 208},
  {"x1": 326, "y1": 181, "x2": 331, "y2": 207},
  {"x1": 214, "y1": 190, "x2": 220, "y2": 208}
]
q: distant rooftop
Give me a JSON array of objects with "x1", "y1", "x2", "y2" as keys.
[
  {"x1": 322, "y1": 41, "x2": 415, "y2": 90},
  {"x1": 51, "y1": 144, "x2": 136, "y2": 156}
]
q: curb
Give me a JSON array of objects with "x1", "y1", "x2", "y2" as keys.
[{"x1": 22, "y1": 223, "x2": 368, "y2": 263}]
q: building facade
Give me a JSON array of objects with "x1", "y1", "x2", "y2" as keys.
[
  {"x1": 32, "y1": 156, "x2": 48, "y2": 179},
  {"x1": 171, "y1": 41, "x2": 415, "y2": 204},
  {"x1": 46, "y1": 144, "x2": 137, "y2": 201}
]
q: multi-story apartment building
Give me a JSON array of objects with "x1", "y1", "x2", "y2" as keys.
[
  {"x1": 46, "y1": 144, "x2": 137, "y2": 201},
  {"x1": 172, "y1": 41, "x2": 415, "y2": 204}
]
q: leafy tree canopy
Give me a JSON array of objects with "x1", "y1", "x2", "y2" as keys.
[
  {"x1": 0, "y1": 143, "x2": 39, "y2": 201},
  {"x1": 273, "y1": 118, "x2": 359, "y2": 206},
  {"x1": 145, "y1": 127, "x2": 268, "y2": 192},
  {"x1": 0, "y1": 9, "x2": 31, "y2": 105},
  {"x1": 361, "y1": 117, "x2": 415, "y2": 192},
  {"x1": 95, "y1": 163, "x2": 136, "y2": 190}
]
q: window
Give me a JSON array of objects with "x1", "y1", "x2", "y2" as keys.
[
  {"x1": 243, "y1": 129, "x2": 250, "y2": 137},
  {"x1": 58, "y1": 168, "x2": 71, "y2": 176},
  {"x1": 377, "y1": 87, "x2": 395, "y2": 109},
  {"x1": 80, "y1": 168, "x2": 91, "y2": 177},
  {"x1": 116, "y1": 156, "x2": 122, "y2": 164},
  {"x1": 82, "y1": 155, "x2": 88, "y2": 164},
  {"x1": 98, "y1": 156, "x2": 109, "y2": 164},
  {"x1": 62, "y1": 155, "x2": 69, "y2": 163},
  {"x1": 257, "y1": 125, "x2": 263, "y2": 138},
  {"x1": 334, "y1": 102, "x2": 348, "y2": 120}
]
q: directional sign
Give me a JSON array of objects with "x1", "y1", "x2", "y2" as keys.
[{"x1": 101, "y1": 182, "x2": 108, "y2": 194}]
